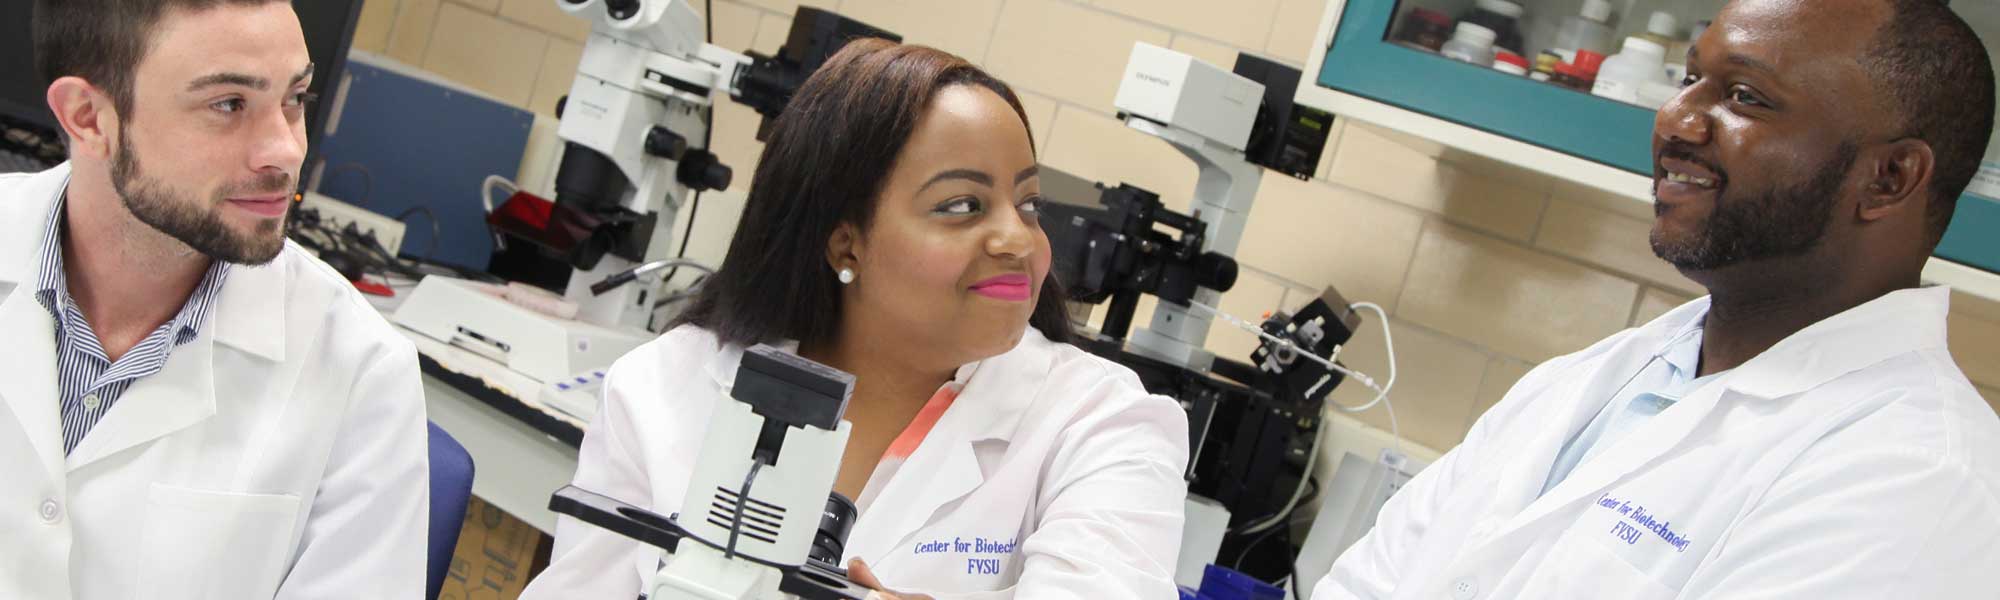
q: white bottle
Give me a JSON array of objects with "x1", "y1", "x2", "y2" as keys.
[
  {"x1": 1593, "y1": 37, "x2": 1671, "y2": 106},
  {"x1": 1555, "y1": 0, "x2": 1616, "y2": 56},
  {"x1": 1441, "y1": 22, "x2": 1499, "y2": 67},
  {"x1": 1636, "y1": 80, "x2": 1682, "y2": 110},
  {"x1": 1640, "y1": 11, "x2": 1680, "y2": 47}
]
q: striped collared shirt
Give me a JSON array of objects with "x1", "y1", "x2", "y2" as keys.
[{"x1": 33, "y1": 190, "x2": 231, "y2": 456}]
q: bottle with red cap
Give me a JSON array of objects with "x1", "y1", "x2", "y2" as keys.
[
  {"x1": 1571, "y1": 49, "x2": 1607, "y2": 82},
  {"x1": 1492, "y1": 51, "x2": 1531, "y2": 76},
  {"x1": 1393, "y1": 8, "x2": 1454, "y2": 52}
]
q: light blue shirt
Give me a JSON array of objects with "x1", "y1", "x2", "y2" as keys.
[{"x1": 1540, "y1": 318, "x2": 1721, "y2": 497}]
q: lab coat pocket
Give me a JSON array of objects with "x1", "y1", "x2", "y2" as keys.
[
  {"x1": 1548, "y1": 520, "x2": 1679, "y2": 600},
  {"x1": 136, "y1": 483, "x2": 302, "y2": 599}
]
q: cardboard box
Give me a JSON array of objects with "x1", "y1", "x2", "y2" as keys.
[{"x1": 439, "y1": 497, "x2": 550, "y2": 600}]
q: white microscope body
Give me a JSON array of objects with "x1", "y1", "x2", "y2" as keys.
[
  {"x1": 1111, "y1": 42, "x2": 1268, "y2": 372},
  {"x1": 650, "y1": 397, "x2": 850, "y2": 598},
  {"x1": 397, "y1": 0, "x2": 768, "y2": 396},
  {"x1": 549, "y1": 345, "x2": 872, "y2": 600},
  {"x1": 551, "y1": 0, "x2": 747, "y2": 330}
]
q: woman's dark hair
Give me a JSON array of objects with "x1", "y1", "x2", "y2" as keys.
[{"x1": 672, "y1": 38, "x2": 1074, "y2": 349}]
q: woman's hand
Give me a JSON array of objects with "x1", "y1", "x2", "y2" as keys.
[{"x1": 847, "y1": 559, "x2": 936, "y2": 600}]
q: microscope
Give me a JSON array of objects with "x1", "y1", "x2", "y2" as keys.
[
  {"x1": 394, "y1": 0, "x2": 896, "y2": 402},
  {"x1": 1039, "y1": 42, "x2": 1352, "y2": 582},
  {"x1": 550, "y1": 344, "x2": 874, "y2": 599}
]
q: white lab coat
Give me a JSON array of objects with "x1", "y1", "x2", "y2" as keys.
[
  {"x1": 0, "y1": 164, "x2": 430, "y2": 599},
  {"x1": 1315, "y1": 287, "x2": 2000, "y2": 599},
  {"x1": 523, "y1": 324, "x2": 1189, "y2": 599}
]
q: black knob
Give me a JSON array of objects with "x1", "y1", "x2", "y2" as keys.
[
  {"x1": 1196, "y1": 252, "x2": 1238, "y2": 293},
  {"x1": 644, "y1": 126, "x2": 687, "y2": 160},
  {"x1": 676, "y1": 150, "x2": 734, "y2": 192},
  {"x1": 604, "y1": 0, "x2": 640, "y2": 20}
]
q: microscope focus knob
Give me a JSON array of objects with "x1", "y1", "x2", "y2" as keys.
[
  {"x1": 644, "y1": 126, "x2": 688, "y2": 161},
  {"x1": 676, "y1": 150, "x2": 735, "y2": 192},
  {"x1": 1196, "y1": 252, "x2": 1239, "y2": 293}
]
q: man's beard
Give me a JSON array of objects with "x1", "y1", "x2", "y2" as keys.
[
  {"x1": 110, "y1": 130, "x2": 290, "y2": 265},
  {"x1": 1650, "y1": 142, "x2": 1856, "y2": 271}
]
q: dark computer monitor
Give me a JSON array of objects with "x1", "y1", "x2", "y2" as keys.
[
  {"x1": 0, "y1": 4, "x2": 58, "y2": 133},
  {"x1": 0, "y1": 0, "x2": 364, "y2": 164}
]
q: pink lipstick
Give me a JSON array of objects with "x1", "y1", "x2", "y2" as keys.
[{"x1": 970, "y1": 273, "x2": 1033, "y2": 302}]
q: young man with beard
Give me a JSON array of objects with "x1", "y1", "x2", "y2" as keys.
[
  {"x1": 0, "y1": 1, "x2": 427, "y2": 598},
  {"x1": 1314, "y1": 0, "x2": 2000, "y2": 597}
]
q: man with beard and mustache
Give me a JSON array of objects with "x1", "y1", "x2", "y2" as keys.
[
  {"x1": 0, "y1": 1, "x2": 427, "y2": 598},
  {"x1": 1314, "y1": 0, "x2": 2000, "y2": 598}
]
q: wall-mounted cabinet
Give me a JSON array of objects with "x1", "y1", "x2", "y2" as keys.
[{"x1": 1294, "y1": 0, "x2": 2000, "y2": 301}]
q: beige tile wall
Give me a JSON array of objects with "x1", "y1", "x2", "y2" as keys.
[{"x1": 349, "y1": 0, "x2": 2000, "y2": 454}]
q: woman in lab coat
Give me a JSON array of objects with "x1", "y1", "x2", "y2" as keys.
[{"x1": 521, "y1": 39, "x2": 1189, "y2": 599}]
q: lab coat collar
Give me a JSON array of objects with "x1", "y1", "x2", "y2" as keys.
[
  {"x1": 1482, "y1": 330, "x2": 1668, "y2": 542},
  {"x1": 0, "y1": 163, "x2": 75, "y2": 478},
  {"x1": 1626, "y1": 286, "x2": 1949, "y2": 399},
  {"x1": 1485, "y1": 285, "x2": 1952, "y2": 546},
  {"x1": 210, "y1": 255, "x2": 289, "y2": 362},
  {"x1": 0, "y1": 163, "x2": 68, "y2": 286},
  {"x1": 64, "y1": 327, "x2": 219, "y2": 471},
  {"x1": 0, "y1": 277, "x2": 67, "y2": 482},
  {"x1": 1653, "y1": 312, "x2": 1706, "y2": 377},
  {"x1": 823, "y1": 329, "x2": 1051, "y2": 566},
  {"x1": 1721, "y1": 286, "x2": 1950, "y2": 399}
]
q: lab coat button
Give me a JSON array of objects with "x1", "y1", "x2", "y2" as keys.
[
  {"x1": 38, "y1": 499, "x2": 60, "y2": 524},
  {"x1": 1451, "y1": 577, "x2": 1478, "y2": 600},
  {"x1": 82, "y1": 393, "x2": 100, "y2": 410}
]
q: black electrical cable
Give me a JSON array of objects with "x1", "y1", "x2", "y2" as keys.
[
  {"x1": 1233, "y1": 520, "x2": 1288, "y2": 572},
  {"x1": 322, "y1": 162, "x2": 375, "y2": 206},
  {"x1": 725, "y1": 457, "x2": 764, "y2": 558},
  {"x1": 296, "y1": 209, "x2": 415, "y2": 279},
  {"x1": 1230, "y1": 476, "x2": 1318, "y2": 587},
  {"x1": 660, "y1": 0, "x2": 719, "y2": 289},
  {"x1": 339, "y1": 223, "x2": 422, "y2": 279},
  {"x1": 392, "y1": 205, "x2": 443, "y2": 262}
]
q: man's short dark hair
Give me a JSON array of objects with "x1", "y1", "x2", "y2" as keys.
[
  {"x1": 1860, "y1": 0, "x2": 1996, "y2": 247},
  {"x1": 33, "y1": 0, "x2": 285, "y2": 121}
]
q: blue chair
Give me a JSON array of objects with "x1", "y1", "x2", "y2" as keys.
[{"x1": 428, "y1": 422, "x2": 475, "y2": 600}]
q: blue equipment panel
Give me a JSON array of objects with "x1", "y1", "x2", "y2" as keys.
[{"x1": 312, "y1": 55, "x2": 534, "y2": 271}]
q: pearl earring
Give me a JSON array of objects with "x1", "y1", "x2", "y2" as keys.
[{"x1": 838, "y1": 268, "x2": 855, "y2": 284}]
